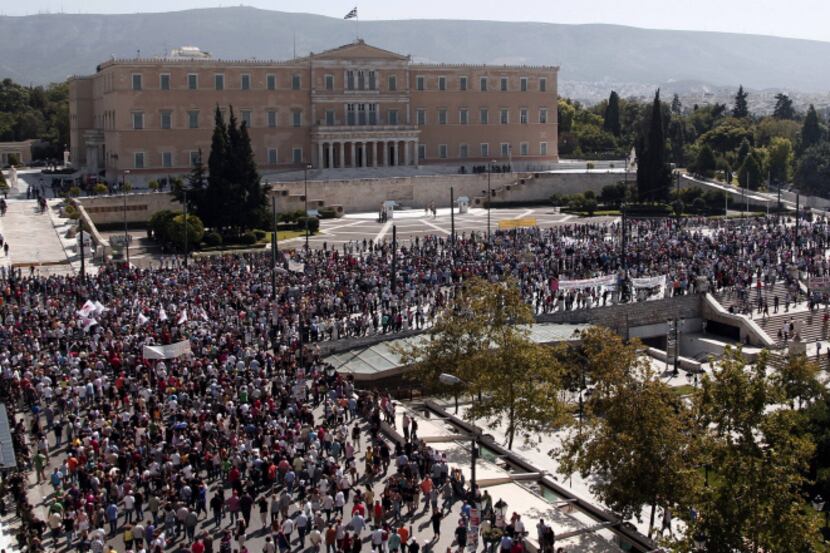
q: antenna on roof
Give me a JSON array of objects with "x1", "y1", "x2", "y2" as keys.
[
  {"x1": 293, "y1": 32, "x2": 296, "y2": 59},
  {"x1": 137, "y1": 49, "x2": 141, "y2": 58}
]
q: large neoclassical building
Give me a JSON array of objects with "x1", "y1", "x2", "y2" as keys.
[{"x1": 69, "y1": 40, "x2": 559, "y2": 181}]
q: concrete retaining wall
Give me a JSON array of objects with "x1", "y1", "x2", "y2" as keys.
[
  {"x1": 271, "y1": 171, "x2": 623, "y2": 213},
  {"x1": 80, "y1": 192, "x2": 181, "y2": 225},
  {"x1": 536, "y1": 294, "x2": 703, "y2": 337}
]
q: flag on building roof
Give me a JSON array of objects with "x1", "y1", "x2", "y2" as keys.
[{"x1": 344, "y1": 7, "x2": 357, "y2": 19}]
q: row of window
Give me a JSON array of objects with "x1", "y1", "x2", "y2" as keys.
[
  {"x1": 131, "y1": 109, "x2": 303, "y2": 130},
  {"x1": 132, "y1": 72, "x2": 302, "y2": 92},
  {"x1": 129, "y1": 106, "x2": 550, "y2": 130},
  {"x1": 130, "y1": 72, "x2": 548, "y2": 93},
  {"x1": 416, "y1": 75, "x2": 546, "y2": 93},
  {"x1": 129, "y1": 142, "x2": 550, "y2": 169},
  {"x1": 417, "y1": 107, "x2": 548, "y2": 126},
  {"x1": 132, "y1": 147, "x2": 307, "y2": 169}
]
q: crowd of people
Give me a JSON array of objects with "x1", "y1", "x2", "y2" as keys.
[{"x1": 1, "y1": 213, "x2": 829, "y2": 553}]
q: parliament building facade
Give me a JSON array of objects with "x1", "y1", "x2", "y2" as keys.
[{"x1": 69, "y1": 40, "x2": 559, "y2": 181}]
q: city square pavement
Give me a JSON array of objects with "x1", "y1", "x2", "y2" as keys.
[{"x1": 290, "y1": 207, "x2": 617, "y2": 251}]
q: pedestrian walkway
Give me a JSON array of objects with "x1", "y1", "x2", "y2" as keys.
[{"x1": 0, "y1": 199, "x2": 72, "y2": 273}]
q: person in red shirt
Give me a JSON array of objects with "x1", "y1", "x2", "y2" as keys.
[{"x1": 191, "y1": 538, "x2": 205, "y2": 553}]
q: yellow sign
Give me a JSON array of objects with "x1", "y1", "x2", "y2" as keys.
[{"x1": 498, "y1": 217, "x2": 537, "y2": 230}]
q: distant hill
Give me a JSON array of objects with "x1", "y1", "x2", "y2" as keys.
[{"x1": 3, "y1": 6, "x2": 830, "y2": 94}]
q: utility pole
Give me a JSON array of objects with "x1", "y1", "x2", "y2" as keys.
[
  {"x1": 79, "y1": 221, "x2": 85, "y2": 281},
  {"x1": 123, "y1": 169, "x2": 130, "y2": 266},
  {"x1": 391, "y1": 225, "x2": 397, "y2": 293},
  {"x1": 183, "y1": 187, "x2": 188, "y2": 269},
  {"x1": 487, "y1": 161, "x2": 493, "y2": 243},
  {"x1": 304, "y1": 163, "x2": 311, "y2": 251},
  {"x1": 271, "y1": 194, "x2": 278, "y2": 300},
  {"x1": 796, "y1": 191, "x2": 800, "y2": 241},
  {"x1": 450, "y1": 186, "x2": 456, "y2": 248}
]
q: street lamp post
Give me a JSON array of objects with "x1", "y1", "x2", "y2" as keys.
[
  {"x1": 123, "y1": 169, "x2": 130, "y2": 266},
  {"x1": 487, "y1": 159, "x2": 495, "y2": 243},
  {"x1": 183, "y1": 186, "x2": 189, "y2": 269},
  {"x1": 271, "y1": 192, "x2": 279, "y2": 301},
  {"x1": 439, "y1": 372, "x2": 478, "y2": 499},
  {"x1": 304, "y1": 162, "x2": 312, "y2": 251}
]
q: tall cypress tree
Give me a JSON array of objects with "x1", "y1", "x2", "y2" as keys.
[
  {"x1": 603, "y1": 91, "x2": 621, "y2": 137},
  {"x1": 236, "y1": 120, "x2": 265, "y2": 227},
  {"x1": 204, "y1": 107, "x2": 230, "y2": 230},
  {"x1": 636, "y1": 90, "x2": 671, "y2": 202},
  {"x1": 802, "y1": 104, "x2": 822, "y2": 149},
  {"x1": 732, "y1": 85, "x2": 749, "y2": 118}
]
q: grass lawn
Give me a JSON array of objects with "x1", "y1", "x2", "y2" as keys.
[{"x1": 261, "y1": 230, "x2": 307, "y2": 242}]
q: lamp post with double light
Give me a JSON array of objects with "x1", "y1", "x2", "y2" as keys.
[{"x1": 439, "y1": 372, "x2": 479, "y2": 500}]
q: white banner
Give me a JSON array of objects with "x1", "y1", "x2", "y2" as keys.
[
  {"x1": 631, "y1": 275, "x2": 667, "y2": 289},
  {"x1": 142, "y1": 340, "x2": 192, "y2": 360},
  {"x1": 288, "y1": 260, "x2": 305, "y2": 274},
  {"x1": 558, "y1": 274, "x2": 617, "y2": 290}
]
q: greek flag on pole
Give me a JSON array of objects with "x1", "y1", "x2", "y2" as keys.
[{"x1": 344, "y1": 7, "x2": 357, "y2": 19}]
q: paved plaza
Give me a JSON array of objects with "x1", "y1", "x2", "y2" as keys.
[{"x1": 297, "y1": 208, "x2": 617, "y2": 250}]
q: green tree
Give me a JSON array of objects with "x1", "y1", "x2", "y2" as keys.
[
  {"x1": 736, "y1": 137, "x2": 752, "y2": 168},
  {"x1": 635, "y1": 90, "x2": 672, "y2": 202},
  {"x1": 683, "y1": 349, "x2": 820, "y2": 552},
  {"x1": 693, "y1": 144, "x2": 717, "y2": 177},
  {"x1": 603, "y1": 91, "x2": 621, "y2": 137},
  {"x1": 398, "y1": 277, "x2": 568, "y2": 449},
  {"x1": 732, "y1": 85, "x2": 749, "y2": 118},
  {"x1": 801, "y1": 104, "x2": 823, "y2": 149},
  {"x1": 767, "y1": 137, "x2": 794, "y2": 184},
  {"x1": 699, "y1": 120, "x2": 754, "y2": 155},
  {"x1": 205, "y1": 107, "x2": 230, "y2": 230},
  {"x1": 557, "y1": 99, "x2": 575, "y2": 133},
  {"x1": 557, "y1": 328, "x2": 698, "y2": 536},
  {"x1": 168, "y1": 213, "x2": 205, "y2": 252},
  {"x1": 795, "y1": 142, "x2": 830, "y2": 197},
  {"x1": 671, "y1": 93, "x2": 682, "y2": 115},
  {"x1": 738, "y1": 151, "x2": 764, "y2": 190},
  {"x1": 773, "y1": 93, "x2": 796, "y2": 120}
]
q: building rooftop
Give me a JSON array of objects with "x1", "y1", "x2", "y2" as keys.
[{"x1": 326, "y1": 323, "x2": 588, "y2": 381}]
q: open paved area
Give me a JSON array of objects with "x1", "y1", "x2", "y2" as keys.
[{"x1": 291, "y1": 207, "x2": 618, "y2": 249}]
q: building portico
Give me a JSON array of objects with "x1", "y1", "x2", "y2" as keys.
[{"x1": 313, "y1": 127, "x2": 420, "y2": 169}]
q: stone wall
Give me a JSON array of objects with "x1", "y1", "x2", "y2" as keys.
[
  {"x1": 80, "y1": 192, "x2": 181, "y2": 225},
  {"x1": 537, "y1": 294, "x2": 703, "y2": 336},
  {"x1": 271, "y1": 170, "x2": 623, "y2": 213}
]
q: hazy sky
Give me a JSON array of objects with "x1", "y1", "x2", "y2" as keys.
[{"x1": 3, "y1": 0, "x2": 830, "y2": 43}]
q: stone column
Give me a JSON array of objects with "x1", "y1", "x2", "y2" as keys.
[
  {"x1": 339, "y1": 142, "x2": 345, "y2": 168},
  {"x1": 372, "y1": 141, "x2": 378, "y2": 168},
  {"x1": 350, "y1": 142, "x2": 356, "y2": 168},
  {"x1": 383, "y1": 141, "x2": 389, "y2": 167},
  {"x1": 414, "y1": 139, "x2": 420, "y2": 166},
  {"x1": 326, "y1": 143, "x2": 333, "y2": 169},
  {"x1": 404, "y1": 141, "x2": 411, "y2": 166},
  {"x1": 317, "y1": 143, "x2": 324, "y2": 169},
  {"x1": 392, "y1": 141, "x2": 399, "y2": 167}
]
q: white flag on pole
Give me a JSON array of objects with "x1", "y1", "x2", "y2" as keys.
[
  {"x1": 77, "y1": 300, "x2": 96, "y2": 318},
  {"x1": 137, "y1": 312, "x2": 149, "y2": 325},
  {"x1": 79, "y1": 316, "x2": 98, "y2": 332},
  {"x1": 177, "y1": 310, "x2": 188, "y2": 325},
  {"x1": 200, "y1": 307, "x2": 209, "y2": 322},
  {"x1": 93, "y1": 301, "x2": 108, "y2": 316},
  {"x1": 159, "y1": 307, "x2": 168, "y2": 321}
]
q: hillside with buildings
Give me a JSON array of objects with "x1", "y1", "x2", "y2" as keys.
[{"x1": 3, "y1": 5, "x2": 830, "y2": 103}]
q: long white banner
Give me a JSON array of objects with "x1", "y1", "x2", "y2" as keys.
[
  {"x1": 631, "y1": 275, "x2": 667, "y2": 289},
  {"x1": 142, "y1": 340, "x2": 192, "y2": 360},
  {"x1": 558, "y1": 274, "x2": 617, "y2": 290}
]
